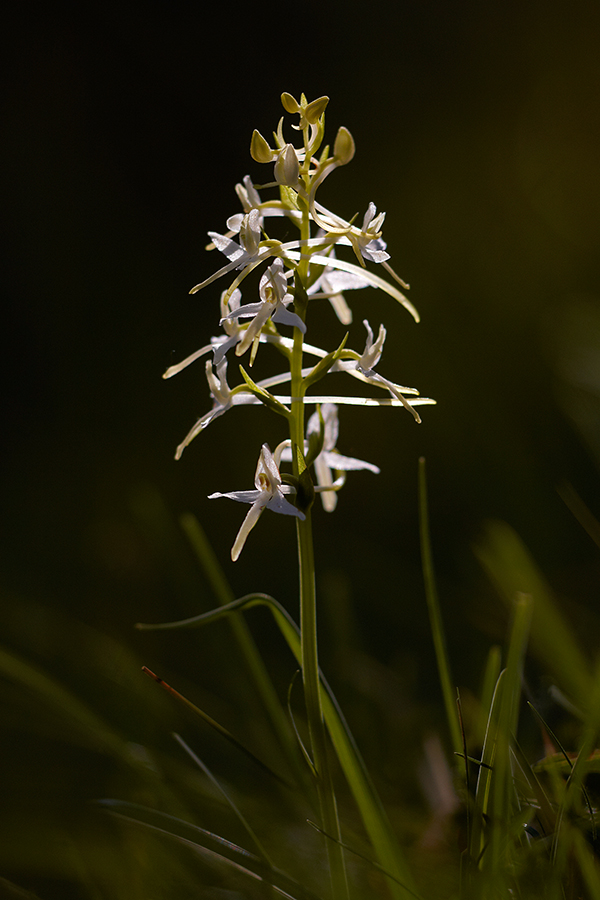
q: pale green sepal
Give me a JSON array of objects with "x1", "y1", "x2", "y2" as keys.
[{"x1": 279, "y1": 184, "x2": 300, "y2": 211}]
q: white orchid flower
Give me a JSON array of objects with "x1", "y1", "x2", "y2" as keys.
[
  {"x1": 189, "y1": 209, "x2": 272, "y2": 295},
  {"x1": 308, "y1": 405, "x2": 380, "y2": 511},
  {"x1": 174, "y1": 357, "x2": 258, "y2": 460},
  {"x1": 221, "y1": 258, "x2": 306, "y2": 358},
  {"x1": 354, "y1": 320, "x2": 422, "y2": 422},
  {"x1": 280, "y1": 404, "x2": 380, "y2": 512},
  {"x1": 350, "y1": 202, "x2": 390, "y2": 265},
  {"x1": 303, "y1": 195, "x2": 412, "y2": 297},
  {"x1": 235, "y1": 175, "x2": 263, "y2": 213},
  {"x1": 209, "y1": 443, "x2": 305, "y2": 561}
]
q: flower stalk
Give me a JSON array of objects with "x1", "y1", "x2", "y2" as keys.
[{"x1": 163, "y1": 91, "x2": 436, "y2": 899}]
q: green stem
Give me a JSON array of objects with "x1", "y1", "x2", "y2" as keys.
[
  {"x1": 297, "y1": 510, "x2": 349, "y2": 900},
  {"x1": 289, "y1": 149, "x2": 349, "y2": 897}
]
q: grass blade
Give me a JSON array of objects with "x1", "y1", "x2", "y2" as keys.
[
  {"x1": 138, "y1": 594, "x2": 417, "y2": 899},
  {"x1": 418, "y1": 457, "x2": 462, "y2": 756}
]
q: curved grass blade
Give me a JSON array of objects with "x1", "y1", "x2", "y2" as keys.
[
  {"x1": 98, "y1": 799, "x2": 321, "y2": 900},
  {"x1": 180, "y1": 513, "x2": 306, "y2": 784},
  {"x1": 173, "y1": 732, "x2": 275, "y2": 867},
  {"x1": 528, "y1": 700, "x2": 596, "y2": 846},
  {"x1": 306, "y1": 821, "x2": 424, "y2": 900},
  {"x1": 572, "y1": 828, "x2": 600, "y2": 900},
  {"x1": 488, "y1": 593, "x2": 533, "y2": 876},
  {"x1": 137, "y1": 594, "x2": 417, "y2": 900},
  {"x1": 550, "y1": 657, "x2": 600, "y2": 874},
  {"x1": 0, "y1": 645, "x2": 132, "y2": 766},
  {"x1": 286, "y1": 669, "x2": 317, "y2": 779}
]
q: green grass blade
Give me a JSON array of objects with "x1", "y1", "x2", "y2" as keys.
[
  {"x1": 137, "y1": 594, "x2": 418, "y2": 900},
  {"x1": 180, "y1": 512, "x2": 305, "y2": 781},
  {"x1": 474, "y1": 520, "x2": 592, "y2": 708},
  {"x1": 488, "y1": 593, "x2": 532, "y2": 875},
  {"x1": 553, "y1": 656, "x2": 600, "y2": 874},
  {"x1": 471, "y1": 669, "x2": 505, "y2": 869},
  {"x1": 173, "y1": 732, "x2": 275, "y2": 867},
  {"x1": 479, "y1": 645, "x2": 502, "y2": 743},
  {"x1": 418, "y1": 458, "x2": 462, "y2": 757},
  {"x1": 99, "y1": 799, "x2": 320, "y2": 900},
  {"x1": 572, "y1": 828, "x2": 600, "y2": 900}
]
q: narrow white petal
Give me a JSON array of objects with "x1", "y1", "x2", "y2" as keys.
[
  {"x1": 322, "y1": 450, "x2": 380, "y2": 474},
  {"x1": 230, "y1": 500, "x2": 267, "y2": 561},
  {"x1": 208, "y1": 489, "x2": 262, "y2": 504},
  {"x1": 284, "y1": 251, "x2": 419, "y2": 322},
  {"x1": 270, "y1": 395, "x2": 436, "y2": 407},
  {"x1": 163, "y1": 343, "x2": 212, "y2": 379}
]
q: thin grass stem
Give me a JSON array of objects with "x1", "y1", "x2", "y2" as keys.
[{"x1": 418, "y1": 457, "x2": 462, "y2": 756}]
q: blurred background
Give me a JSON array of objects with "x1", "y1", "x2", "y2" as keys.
[{"x1": 3, "y1": 1, "x2": 600, "y2": 897}]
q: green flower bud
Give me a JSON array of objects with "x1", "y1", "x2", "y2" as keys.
[
  {"x1": 333, "y1": 126, "x2": 355, "y2": 165},
  {"x1": 250, "y1": 129, "x2": 275, "y2": 163},
  {"x1": 281, "y1": 92, "x2": 299, "y2": 114},
  {"x1": 304, "y1": 96, "x2": 329, "y2": 125},
  {"x1": 274, "y1": 144, "x2": 300, "y2": 188}
]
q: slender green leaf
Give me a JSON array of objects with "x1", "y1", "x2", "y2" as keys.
[
  {"x1": 418, "y1": 458, "x2": 462, "y2": 756},
  {"x1": 475, "y1": 520, "x2": 592, "y2": 707},
  {"x1": 137, "y1": 594, "x2": 417, "y2": 899}
]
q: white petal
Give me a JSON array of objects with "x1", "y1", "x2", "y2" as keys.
[
  {"x1": 163, "y1": 342, "x2": 212, "y2": 379},
  {"x1": 322, "y1": 450, "x2": 380, "y2": 474},
  {"x1": 207, "y1": 231, "x2": 246, "y2": 262},
  {"x1": 230, "y1": 499, "x2": 267, "y2": 561},
  {"x1": 271, "y1": 305, "x2": 307, "y2": 332},
  {"x1": 175, "y1": 404, "x2": 229, "y2": 459},
  {"x1": 284, "y1": 251, "x2": 419, "y2": 322},
  {"x1": 266, "y1": 493, "x2": 306, "y2": 518},
  {"x1": 208, "y1": 489, "x2": 262, "y2": 504}
]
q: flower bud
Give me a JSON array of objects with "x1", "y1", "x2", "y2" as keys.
[
  {"x1": 333, "y1": 126, "x2": 355, "y2": 165},
  {"x1": 250, "y1": 129, "x2": 275, "y2": 163},
  {"x1": 274, "y1": 144, "x2": 300, "y2": 188},
  {"x1": 238, "y1": 209, "x2": 262, "y2": 256},
  {"x1": 281, "y1": 92, "x2": 299, "y2": 114},
  {"x1": 304, "y1": 96, "x2": 329, "y2": 124}
]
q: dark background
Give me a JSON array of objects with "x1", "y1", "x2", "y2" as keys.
[{"x1": 2, "y1": 2, "x2": 600, "y2": 897}]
